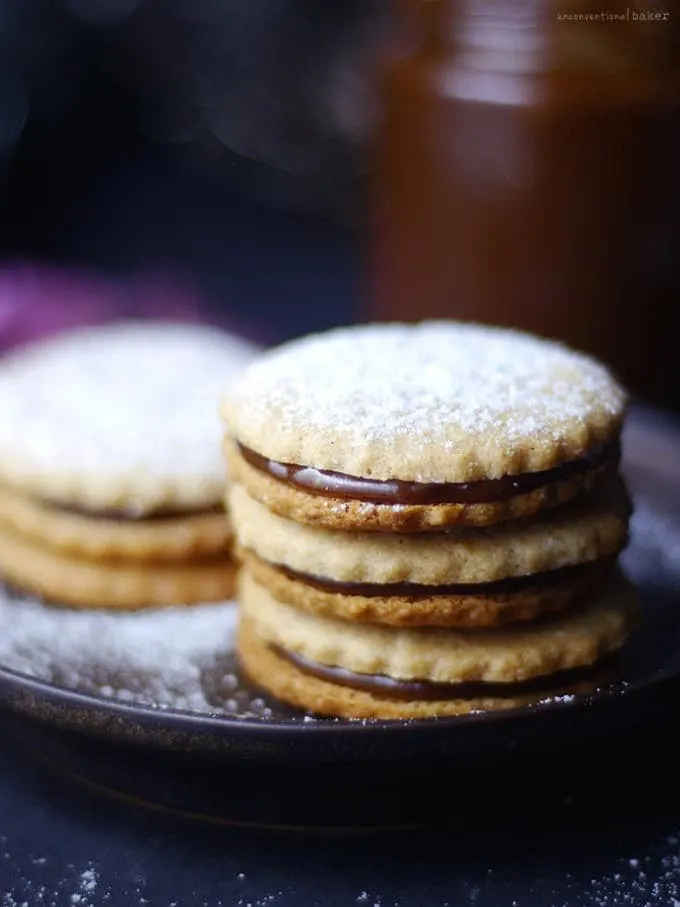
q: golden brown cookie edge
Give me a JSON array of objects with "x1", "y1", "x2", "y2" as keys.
[
  {"x1": 0, "y1": 524, "x2": 237, "y2": 609},
  {"x1": 226, "y1": 444, "x2": 614, "y2": 531},
  {"x1": 239, "y1": 570, "x2": 638, "y2": 684},
  {"x1": 237, "y1": 617, "x2": 607, "y2": 720},
  {"x1": 0, "y1": 483, "x2": 233, "y2": 561},
  {"x1": 239, "y1": 548, "x2": 616, "y2": 628}
]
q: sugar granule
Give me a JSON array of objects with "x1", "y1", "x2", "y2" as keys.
[{"x1": 79, "y1": 868, "x2": 98, "y2": 895}]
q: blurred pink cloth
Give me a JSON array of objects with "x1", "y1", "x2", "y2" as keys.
[{"x1": 0, "y1": 263, "x2": 210, "y2": 352}]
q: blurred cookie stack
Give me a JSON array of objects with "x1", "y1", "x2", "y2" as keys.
[
  {"x1": 223, "y1": 322, "x2": 636, "y2": 719},
  {"x1": 0, "y1": 321, "x2": 256, "y2": 610}
]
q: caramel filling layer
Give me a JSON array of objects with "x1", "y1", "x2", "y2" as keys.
[
  {"x1": 275, "y1": 559, "x2": 609, "y2": 598},
  {"x1": 238, "y1": 441, "x2": 618, "y2": 506},
  {"x1": 271, "y1": 644, "x2": 612, "y2": 702},
  {"x1": 39, "y1": 500, "x2": 223, "y2": 522}
]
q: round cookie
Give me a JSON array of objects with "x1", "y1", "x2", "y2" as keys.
[
  {"x1": 222, "y1": 322, "x2": 625, "y2": 530},
  {"x1": 239, "y1": 549, "x2": 615, "y2": 629},
  {"x1": 0, "y1": 320, "x2": 258, "y2": 513},
  {"x1": 0, "y1": 484, "x2": 232, "y2": 561},
  {"x1": 0, "y1": 524, "x2": 237, "y2": 609},
  {"x1": 239, "y1": 571, "x2": 636, "y2": 685},
  {"x1": 225, "y1": 441, "x2": 616, "y2": 532},
  {"x1": 238, "y1": 618, "x2": 612, "y2": 720},
  {"x1": 228, "y1": 478, "x2": 630, "y2": 586}
]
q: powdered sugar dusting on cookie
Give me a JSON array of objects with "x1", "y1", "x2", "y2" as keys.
[
  {"x1": 0, "y1": 321, "x2": 258, "y2": 510},
  {"x1": 223, "y1": 322, "x2": 625, "y2": 483}
]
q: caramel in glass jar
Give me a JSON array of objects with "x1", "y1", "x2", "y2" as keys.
[{"x1": 370, "y1": 0, "x2": 680, "y2": 406}]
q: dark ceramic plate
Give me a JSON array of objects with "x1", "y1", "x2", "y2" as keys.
[{"x1": 0, "y1": 406, "x2": 679, "y2": 826}]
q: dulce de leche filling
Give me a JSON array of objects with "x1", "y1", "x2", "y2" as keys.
[
  {"x1": 39, "y1": 500, "x2": 223, "y2": 522},
  {"x1": 271, "y1": 644, "x2": 612, "y2": 701},
  {"x1": 238, "y1": 441, "x2": 619, "y2": 506}
]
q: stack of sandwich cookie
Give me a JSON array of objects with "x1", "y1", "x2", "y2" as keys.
[
  {"x1": 223, "y1": 322, "x2": 636, "y2": 719},
  {"x1": 0, "y1": 321, "x2": 256, "y2": 609}
]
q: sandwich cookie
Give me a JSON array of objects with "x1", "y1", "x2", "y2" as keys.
[
  {"x1": 238, "y1": 571, "x2": 637, "y2": 719},
  {"x1": 223, "y1": 320, "x2": 634, "y2": 719},
  {"x1": 229, "y1": 478, "x2": 630, "y2": 628},
  {"x1": 0, "y1": 321, "x2": 257, "y2": 608},
  {"x1": 223, "y1": 322, "x2": 625, "y2": 531}
]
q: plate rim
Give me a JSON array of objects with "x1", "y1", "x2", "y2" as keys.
[{"x1": 0, "y1": 630, "x2": 674, "y2": 742}]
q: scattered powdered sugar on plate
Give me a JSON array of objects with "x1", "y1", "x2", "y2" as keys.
[
  {"x1": 621, "y1": 497, "x2": 680, "y2": 584},
  {"x1": 0, "y1": 591, "x2": 255, "y2": 716}
]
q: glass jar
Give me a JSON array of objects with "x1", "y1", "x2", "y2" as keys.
[{"x1": 370, "y1": 0, "x2": 680, "y2": 407}]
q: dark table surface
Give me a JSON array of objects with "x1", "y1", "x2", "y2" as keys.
[{"x1": 2, "y1": 718, "x2": 680, "y2": 907}]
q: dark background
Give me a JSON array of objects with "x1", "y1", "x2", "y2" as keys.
[
  {"x1": 1, "y1": 0, "x2": 678, "y2": 406},
  {"x1": 0, "y1": 0, "x2": 381, "y2": 344}
]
